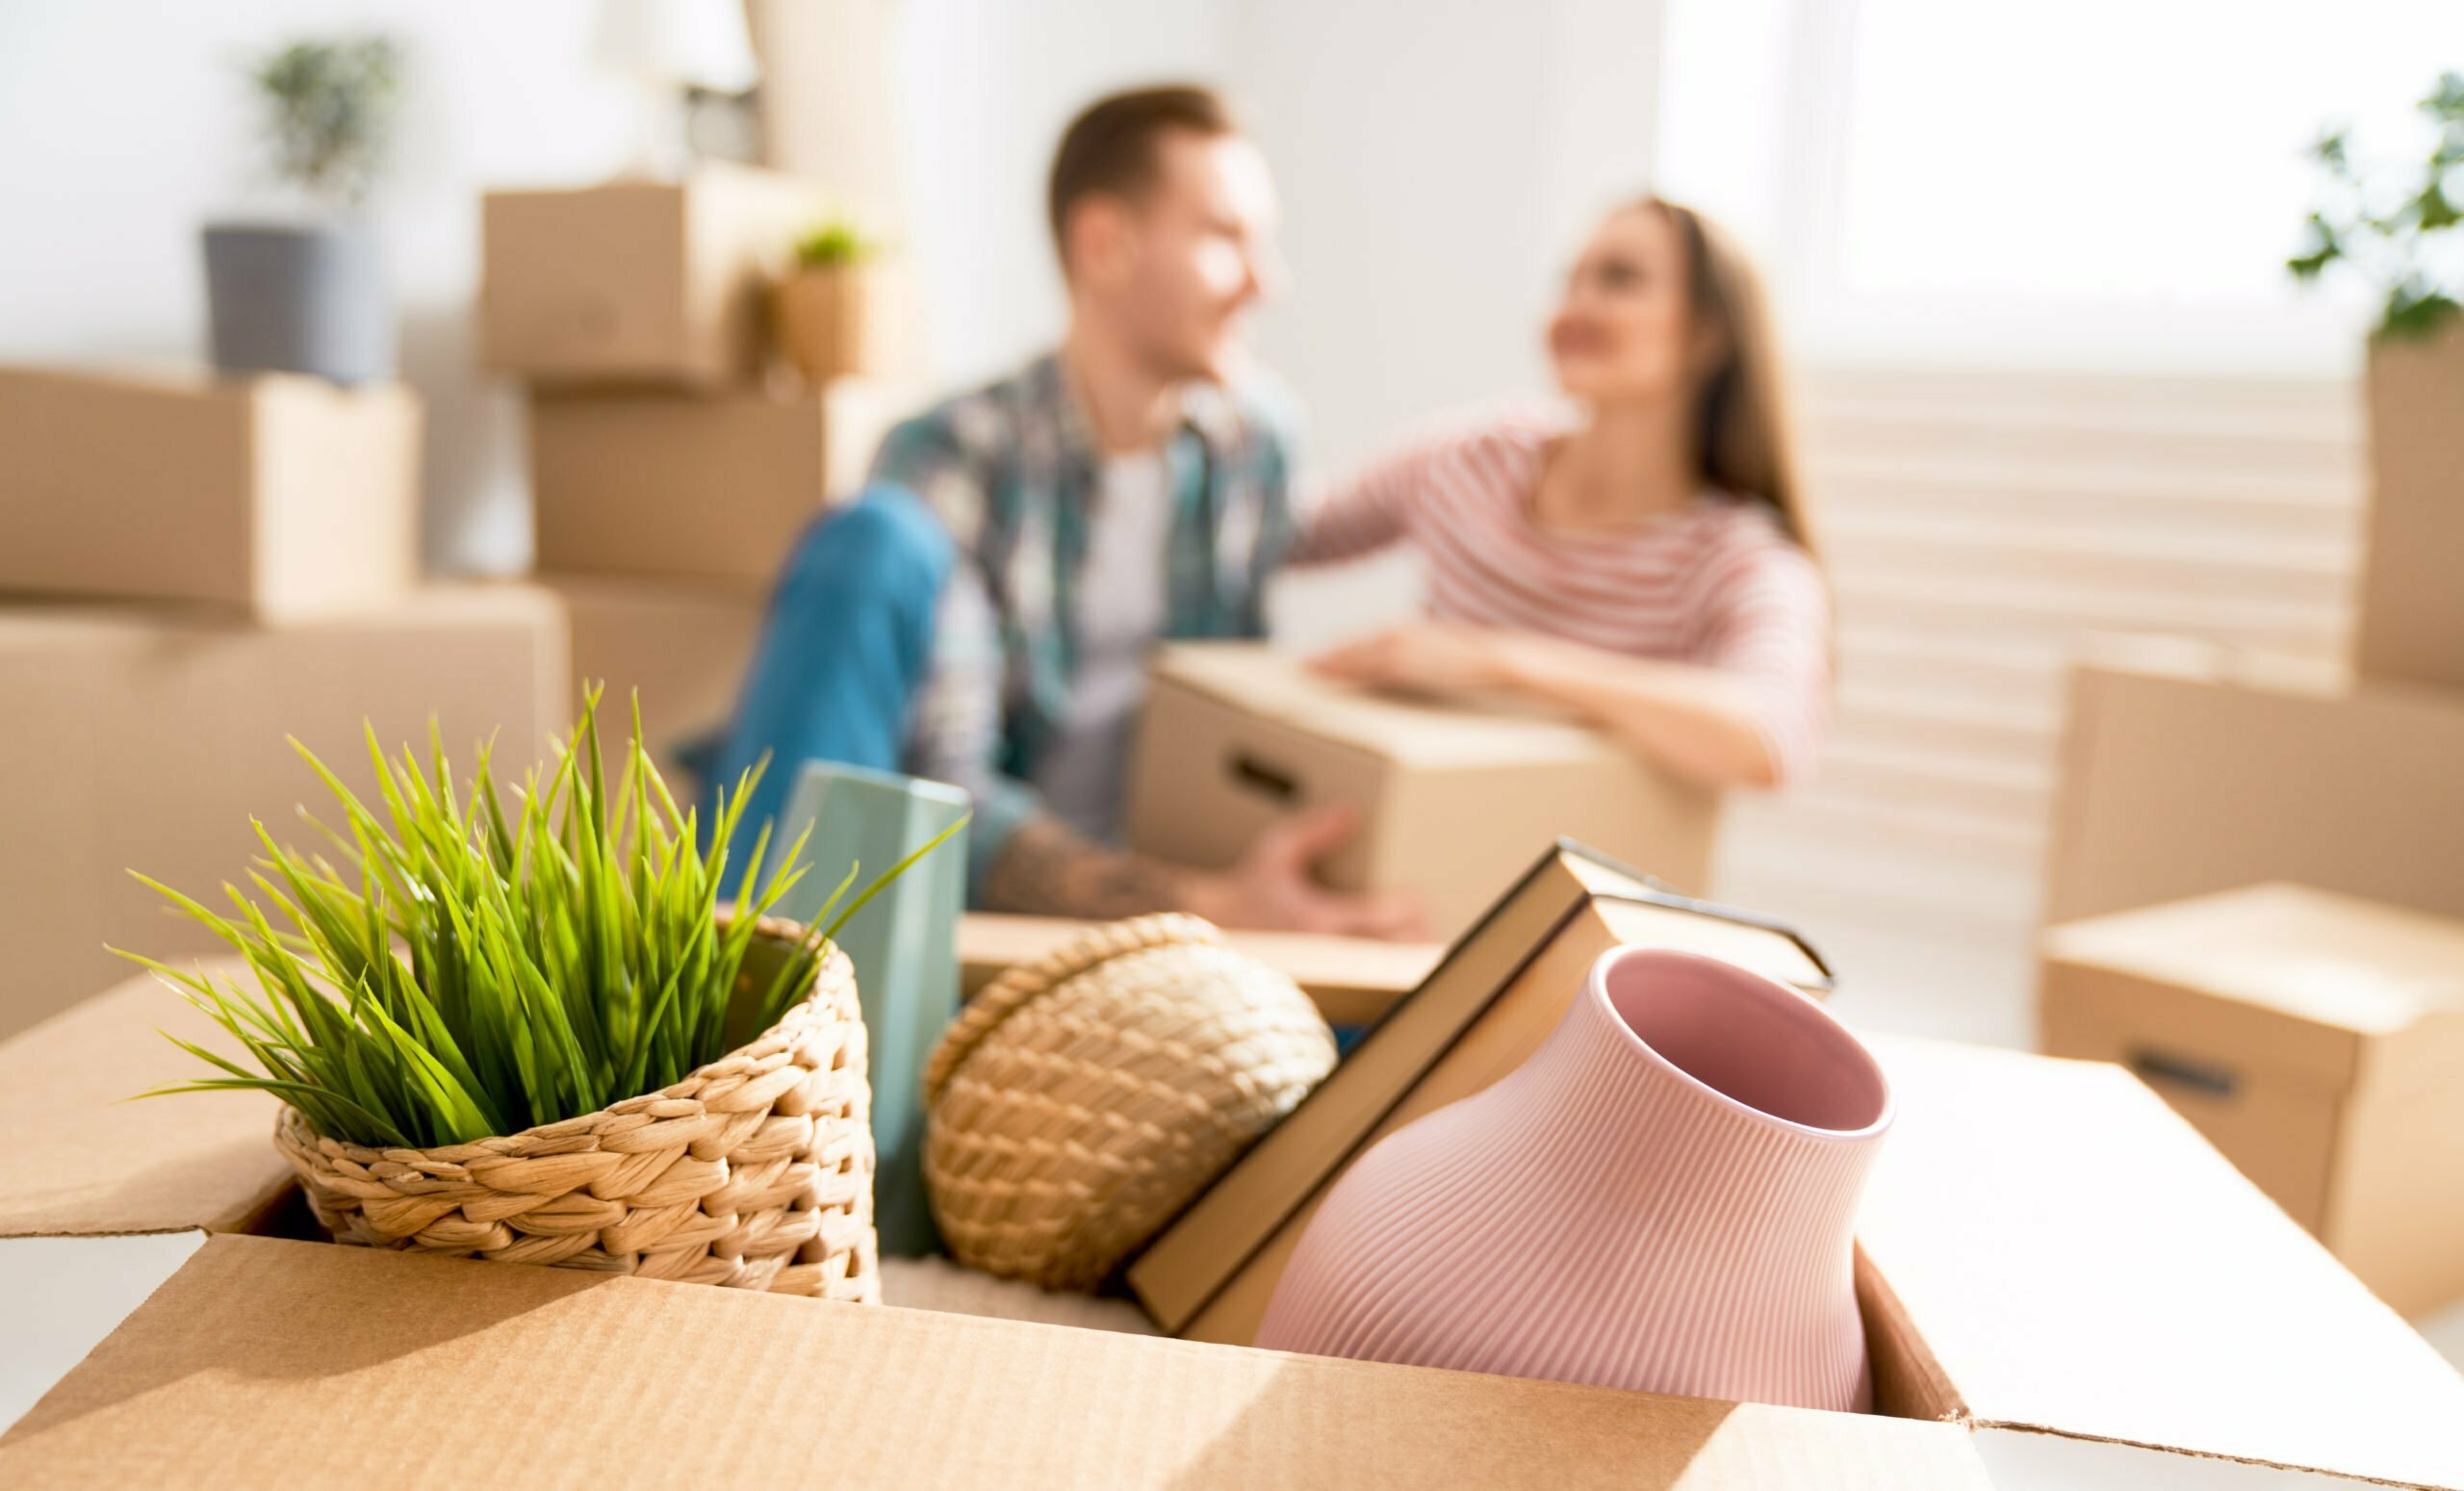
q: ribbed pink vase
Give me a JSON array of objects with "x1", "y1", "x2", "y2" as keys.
[{"x1": 1255, "y1": 945, "x2": 1892, "y2": 1411}]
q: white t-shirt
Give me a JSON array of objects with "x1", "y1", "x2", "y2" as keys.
[{"x1": 1027, "y1": 450, "x2": 1172, "y2": 842}]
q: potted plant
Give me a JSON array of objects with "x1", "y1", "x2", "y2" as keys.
[
  {"x1": 121, "y1": 688, "x2": 961, "y2": 1299},
  {"x1": 774, "y1": 219, "x2": 907, "y2": 383},
  {"x1": 202, "y1": 36, "x2": 401, "y2": 385},
  {"x1": 2290, "y1": 69, "x2": 2464, "y2": 689}
]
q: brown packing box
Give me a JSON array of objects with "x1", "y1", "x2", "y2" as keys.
[
  {"x1": 0, "y1": 366, "x2": 419, "y2": 620},
  {"x1": 481, "y1": 163, "x2": 827, "y2": 385},
  {"x1": 529, "y1": 379, "x2": 911, "y2": 586},
  {"x1": 2355, "y1": 323, "x2": 2464, "y2": 691},
  {"x1": 5, "y1": 965, "x2": 2464, "y2": 1478},
  {"x1": 2040, "y1": 883, "x2": 2464, "y2": 1317},
  {"x1": 546, "y1": 575, "x2": 765, "y2": 784},
  {"x1": 2044, "y1": 641, "x2": 2464, "y2": 926},
  {"x1": 5, "y1": 964, "x2": 2461, "y2": 1484},
  {"x1": 1127, "y1": 644, "x2": 1721, "y2": 938},
  {"x1": 0, "y1": 586, "x2": 569, "y2": 1040},
  {"x1": 959, "y1": 912, "x2": 1442, "y2": 1027},
  {"x1": 0, "y1": 1236, "x2": 1989, "y2": 1488}
]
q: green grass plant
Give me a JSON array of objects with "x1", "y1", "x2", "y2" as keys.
[{"x1": 120, "y1": 687, "x2": 961, "y2": 1150}]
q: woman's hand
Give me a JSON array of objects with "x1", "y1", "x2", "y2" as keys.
[{"x1": 1310, "y1": 622, "x2": 1512, "y2": 696}]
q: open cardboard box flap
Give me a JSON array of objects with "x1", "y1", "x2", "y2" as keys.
[
  {"x1": 1858, "y1": 1035, "x2": 2464, "y2": 1488},
  {"x1": 0, "y1": 1232, "x2": 1988, "y2": 1489},
  {"x1": 0, "y1": 973, "x2": 291, "y2": 1240}
]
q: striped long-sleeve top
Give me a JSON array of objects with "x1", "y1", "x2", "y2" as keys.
[{"x1": 1285, "y1": 410, "x2": 1832, "y2": 784}]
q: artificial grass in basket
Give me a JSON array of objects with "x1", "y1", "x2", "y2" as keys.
[{"x1": 117, "y1": 685, "x2": 962, "y2": 1151}]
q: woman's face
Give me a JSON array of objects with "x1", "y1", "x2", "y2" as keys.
[{"x1": 1548, "y1": 207, "x2": 1705, "y2": 407}]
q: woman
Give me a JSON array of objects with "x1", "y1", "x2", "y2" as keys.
[{"x1": 1289, "y1": 197, "x2": 1828, "y2": 790}]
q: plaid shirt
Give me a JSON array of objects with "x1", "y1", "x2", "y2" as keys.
[{"x1": 871, "y1": 353, "x2": 1298, "y2": 877}]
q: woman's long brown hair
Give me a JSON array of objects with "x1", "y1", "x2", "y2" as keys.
[{"x1": 1644, "y1": 197, "x2": 1822, "y2": 566}]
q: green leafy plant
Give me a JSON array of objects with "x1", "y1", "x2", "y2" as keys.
[
  {"x1": 794, "y1": 219, "x2": 878, "y2": 270},
  {"x1": 249, "y1": 36, "x2": 403, "y2": 208},
  {"x1": 120, "y1": 688, "x2": 962, "y2": 1150},
  {"x1": 2290, "y1": 69, "x2": 2464, "y2": 341}
]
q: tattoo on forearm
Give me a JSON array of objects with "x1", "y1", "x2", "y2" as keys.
[{"x1": 980, "y1": 816, "x2": 1186, "y2": 920}]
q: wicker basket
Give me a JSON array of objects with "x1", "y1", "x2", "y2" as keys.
[
  {"x1": 275, "y1": 915, "x2": 879, "y2": 1301},
  {"x1": 923, "y1": 913, "x2": 1337, "y2": 1290}
]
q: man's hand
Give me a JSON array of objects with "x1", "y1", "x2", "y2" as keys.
[
  {"x1": 1180, "y1": 803, "x2": 1429, "y2": 940},
  {"x1": 1309, "y1": 622, "x2": 1512, "y2": 697}
]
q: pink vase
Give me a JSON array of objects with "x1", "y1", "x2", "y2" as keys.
[{"x1": 1255, "y1": 945, "x2": 1892, "y2": 1411}]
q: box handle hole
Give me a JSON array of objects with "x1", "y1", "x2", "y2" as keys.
[
  {"x1": 2127, "y1": 1046, "x2": 2239, "y2": 1100},
  {"x1": 1228, "y1": 751, "x2": 1299, "y2": 805}
]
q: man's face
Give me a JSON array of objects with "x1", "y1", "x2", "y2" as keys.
[{"x1": 1072, "y1": 130, "x2": 1282, "y2": 384}]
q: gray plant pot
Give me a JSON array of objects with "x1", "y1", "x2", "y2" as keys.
[{"x1": 201, "y1": 221, "x2": 394, "y2": 385}]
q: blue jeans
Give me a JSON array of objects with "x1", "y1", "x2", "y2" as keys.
[{"x1": 697, "y1": 486, "x2": 955, "y2": 885}]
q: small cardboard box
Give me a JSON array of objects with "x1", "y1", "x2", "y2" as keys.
[
  {"x1": 481, "y1": 163, "x2": 827, "y2": 386},
  {"x1": 2040, "y1": 883, "x2": 2464, "y2": 1317},
  {"x1": 958, "y1": 912, "x2": 1442, "y2": 1028},
  {"x1": 0, "y1": 366, "x2": 419, "y2": 620},
  {"x1": 2356, "y1": 323, "x2": 2464, "y2": 691},
  {"x1": 0, "y1": 586, "x2": 569, "y2": 1040},
  {"x1": 4, "y1": 964, "x2": 2463, "y2": 1485},
  {"x1": 529, "y1": 379, "x2": 911, "y2": 585},
  {"x1": 2044, "y1": 641, "x2": 2464, "y2": 927},
  {"x1": 545, "y1": 575, "x2": 765, "y2": 784},
  {"x1": 1127, "y1": 644, "x2": 1721, "y2": 937}
]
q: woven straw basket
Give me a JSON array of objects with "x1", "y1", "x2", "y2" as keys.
[
  {"x1": 276, "y1": 915, "x2": 880, "y2": 1301},
  {"x1": 923, "y1": 913, "x2": 1337, "y2": 1291}
]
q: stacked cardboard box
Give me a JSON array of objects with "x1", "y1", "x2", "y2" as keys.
[
  {"x1": 481, "y1": 162, "x2": 918, "y2": 782},
  {"x1": 2039, "y1": 328, "x2": 2464, "y2": 1315},
  {"x1": 0, "y1": 364, "x2": 565, "y2": 1039}
]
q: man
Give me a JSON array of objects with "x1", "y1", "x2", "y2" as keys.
[{"x1": 709, "y1": 85, "x2": 1421, "y2": 936}]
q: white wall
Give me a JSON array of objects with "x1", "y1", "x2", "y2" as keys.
[
  {"x1": 1224, "y1": 0, "x2": 1662, "y2": 475},
  {"x1": 892, "y1": 0, "x2": 1234, "y2": 388}
]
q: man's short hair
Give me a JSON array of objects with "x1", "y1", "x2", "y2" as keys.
[{"x1": 1046, "y1": 84, "x2": 1239, "y2": 263}]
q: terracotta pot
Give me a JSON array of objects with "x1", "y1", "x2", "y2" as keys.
[
  {"x1": 1255, "y1": 945, "x2": 1891, "y2": 1410},
  {"x1": 774, "y1": 262, "x2": 908, "y2": 383}
]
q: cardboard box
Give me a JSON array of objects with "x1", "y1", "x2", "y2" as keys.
[
  {"x1": 1127, "y1": 644, "x2": 1721, "y2": 938},
  {"x1": 481, "y1": 163, "x2": 828, "y2": 386},
  {"x1": 2356, "y1": 323, "x2": 2464, "y2": 691},
  {"x1": 547, "y1": 576, "x2": 765, "y2": 784},
  {"x1": 529, "y1": 379, "x2": 911, "y2": 585},
  {"x1": 0, "y1": 366, "x2": 419, "y2": 620},
  {"x1": 2044, "y1": 642, "x2": 2464, "y2": 927},
  {"x1": 959, "y1": 913, "x2": 1442, "y2": 1028},
  {"x1": 0, "y1": 586, "x2": 569, "y2": 1040},
  {"x1": 5, "y1": 963, "x2": 2461, "y2": 1485},
  {"x1": 2040, "y1": 883, "x2": 2464, "y2": 1317}
]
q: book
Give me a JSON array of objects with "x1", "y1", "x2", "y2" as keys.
[{"x1": 1124, "y1": 838, "x2": 1832, "y2": 1340}]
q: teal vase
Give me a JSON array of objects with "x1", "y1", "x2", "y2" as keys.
[{"x1": 773, "y1": 761, "x2": 970, "y2": 1257}]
